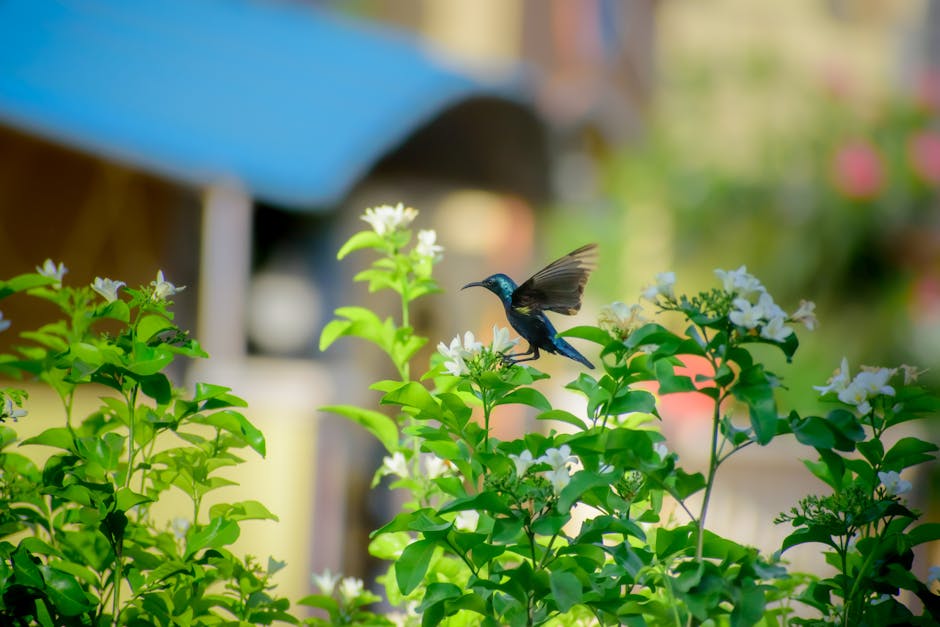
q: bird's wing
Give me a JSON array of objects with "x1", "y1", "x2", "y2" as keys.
[{"x1": 511, "y1": 243, "x2": 598, "y2": 315}]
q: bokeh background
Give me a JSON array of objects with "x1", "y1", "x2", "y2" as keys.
[{"x1": 1, "y1": 0, "x2": 938, "y2": 608}]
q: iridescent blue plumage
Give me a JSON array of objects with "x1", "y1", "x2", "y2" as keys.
[{"x1": 462, "y1": 244, "x2": 597, "y2": 369}]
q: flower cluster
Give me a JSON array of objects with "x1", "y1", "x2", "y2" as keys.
[
  {"x1": 814, "y1": 357, "x2": 900, "y2": 415},
  {"x1": 640, "y1": 271, "x2": 676, "y2": 303},
  {"x1": 597, "y1": 301, "x2": 647, "y2": 340},
  {"x1": 437, "y1": 326, "x2": 518, "y2": 377},
  {"x1": 640, "y1": 266, "x2": 817, "y2": 343},
  {"x1": 361, "y1": 203, "x2": 418, "y2": 236},
  {"x1": 415, "y1": 229, "x2": 443, "y2": 261},
  {"x1": 312, "y1": 569, "x2": 369, "y2": 606},
  {"x1": 378, "y1": 451, "x2": 451, "y2": 482},
  {"x1": 510, "y1": 445, "x2": 580, "y2": 495},
  {"x1": 716, "y1": 266, "x2": 817, "y2": 341}
]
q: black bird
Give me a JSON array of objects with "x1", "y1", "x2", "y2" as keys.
[{"x1": 462, "y1": 244, "x2": 597, "y2": 369}]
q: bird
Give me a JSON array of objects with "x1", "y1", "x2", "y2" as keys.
[{"x1": 462, "y1": 243, "x2": 597, "y2": 369}]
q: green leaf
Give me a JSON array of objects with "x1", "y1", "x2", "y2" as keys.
[
  {"x1": 559, "y1": 325, "x2": 614, "y2": 346},
  {"x1": 496, "y1": 388, "x2": 551, "y2": 412},
  {"x1": 0, "y1": 273, "x2": 56, "y2": 299},
  {"x1": 608, "y1": 389, "x2": 656, "y2": 416},
  {"x1": 382, "y1": 381, "x2": 440, "y2": 418},
  {"x1": 186, "y1": 517, "x2": 240, "y2": 557},
  {"x1": 137, "y1": 314, "x2": 175, "y2": 343},
  {"x1": 537, "y1": 409, "x2": 587, "y2": 430},
  {"x1": 653, "y1": 359, "x2": 697, "y2": 394},
  {"x1": 549, "y1": 570, "x2": 582, "y2": 612},
  {"x1": 138, "y1": 373, "x2": 172, "y2": 404},
  {"x1": 318, "y1": 319, "x2": 352, "y2": 352},
  {"x1": 39, "y1": 565, "x2": 96, "y2": 616},
  {"x1": 337, "y1": 230, "x2": 385, "y2": 259},
  {"x1": 21, "y1": 427, "x2": 74, "y2": 452},
  {"x1": 882, "y1": 436, "x2": 938, "y2": 470},
  {"x1": 209, "y1": 500, "x2": 279, "y2": 522},
  {"x1": 779, "y1": 525, "x2": 838, "y2": 553},
  {"x1": 12, "y1": 544, "x2": 44, "y2": 589},
  {"x1": 791, "y1": 415, "x2": 835, "y2": 450},
  {"x1": 116, "y1": 487, "x2": 152, "y2": 511},
  {"x1": 907, "y1": 522, "x2": 940, "y2": 546},
  {"x1": 76, "y1": 432, "x2": 124, "y2": 470},
  {"x1": 96, "y1": 300, "x2": 130, "y2": 323},
  {"x1": 320, "y1": 404, "x2": 399, "y2": 453},
  {"x1": 731, "y1": 364, "x2": 778, "y2": 445},
  {"x1": 396, "y1": 539, "x2": 436, "y2": 594},
  {"x1": 127, "y1": 344, "x2": 174, "y2": 376}
]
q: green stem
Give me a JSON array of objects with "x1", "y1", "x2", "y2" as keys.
[
  {"x1": 123, "y1": 386, "x2": 138, "y2": 489},
  {"x1": 696, "y1": 390, "x2": 723, "y2": 564}
]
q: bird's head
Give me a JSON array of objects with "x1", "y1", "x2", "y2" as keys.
[{"x1": 461, "y1": 273, "x2": 517, "y2": 302}]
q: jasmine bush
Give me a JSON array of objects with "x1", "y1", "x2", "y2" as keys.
[{"x1": 318, "y1": 204, "x2": 940, "y2": 626}]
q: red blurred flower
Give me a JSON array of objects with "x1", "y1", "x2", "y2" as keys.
[
  {"x1": 909, "y1": 131, "x2": 940, "y2": 185},
  {"x1": 914, "y1": 70, "x2": 940, "y2": 113},
  {"x1": 831, "y1": 140, "x2": 885, "y2": 200}
]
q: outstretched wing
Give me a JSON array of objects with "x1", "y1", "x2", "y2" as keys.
[{"x1": 511, "y1": 243, "x2": 598, "y2": 315}]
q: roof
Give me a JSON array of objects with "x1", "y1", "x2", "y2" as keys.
[{"x1": 0, "y1": 0, "x2": 530, "y2": 209}]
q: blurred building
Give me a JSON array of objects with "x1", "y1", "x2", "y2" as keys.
[{"x1": 0, "y1": 0, "x2": 655, "y2": 601}]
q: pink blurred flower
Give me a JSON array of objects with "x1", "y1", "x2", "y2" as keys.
[
  {"x1": 909, "y1": 131, "x2": 940, "y2": 185},
  {"x1": 914, "y1": 70, "x2": 940, "y2": 113},
  {"x1": 831, "y1": 140, "x2": 885, "y2": 200}
]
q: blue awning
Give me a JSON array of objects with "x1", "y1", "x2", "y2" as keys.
[{"x1": 0, "y1": 0, "x2": 529, "y2": 209}]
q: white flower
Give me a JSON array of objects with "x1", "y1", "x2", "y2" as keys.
[
  {"x1": 423, "y1": 454, "x2": 450, "y2": 479},
  {"x1": 36, "y1": 259, "x2": 67, "y2": 286},
  {"x1": 338, "y1": 577, "x2": 364, "y2": 603},
  {"x1": 539, "y1": 445, "x2": 576, "y2": 469},
  {"x1": 381, "y1": 452, "x2": 409, "y2": 479},
  {"x1": 151, "y1": 270, "x2": 185, "y2": 300},
  {"x1": 91, "y1": 277, "x2": 126, "y2": 303},
  {"x1": 715, "y1": 266, "x2": 764, "y2": 299},
  {"x1": 0, "y1": 312, "x2": 10, "y2": 333},
  {"x1": 490, "y1": 325, "x2": 519, "y2": 354},
  {"x1": 361, "y1": 203, "x2": 418, "y2": 236},
  {"x1": 815, "y1": 357, "x2": 852, "y2": 395},
  {"x1": 538, "y1": 445, "x2": 578, "y2": 495},
  {"x1": 543, "y1": 466, "x2": 572, "y2": 494},
  {"x1": 729, "y1": 298, "x2": 762, "y2": 329},
  {"x1": 1, "y1": 398, "x2": 27, "y2": 421},
  {"x1": 312, "y1": 569, "x2": 340, "y2": 595},
  {"x1": 509, "y1": 450, "x2": 535, "y2": 476},
  {"x1": 791, "y1": 300, "x2": 818, "y2": 331},
  {"x1": 760, "y1": 315, "x2": 794, "y2": 342},
  {"x1": 878, "y1": 471, "x2": 912, "y2": 497},
  {"x1": 415, "y1": 229, "x2": 444, "y2": 260},
  {"x1": 641, "y1": 272, "x2": 676, "y2": 302},
  {"x1": 437, "y1": 331, "x2": 484, "y2": 376},
  {"x1": 756, "y1": 292, "x2": 786, "y2": 321},
  {"x1": 454, "y1": 509, "x2": 479, "y2": 531},
  {"x1": 838, "y1": 380, "x2": 872, "y2": 415},
  {"x1": 854, "y1": 367, "x2": 896, "y2": 398},
  {"x1": 598, "y1": 301, "x2": 646, "y2": 339},
  {"x1": 899, "y1": 364, "x2": 925, "y2": 385},
  {"x1": 654, "y1": 442, "x2": 669, "y2": 461},
  {"x1": 927, "y1": 565, "x2": 940, "y2": 589}
]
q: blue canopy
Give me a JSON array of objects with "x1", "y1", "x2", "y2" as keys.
[{"x1": 0, "y1": 0, "x2": 528, "y2": 208}]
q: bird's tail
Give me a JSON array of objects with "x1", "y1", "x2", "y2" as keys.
[{"x1": 554, "y1": 336, "x2": 594, "y2": 369}]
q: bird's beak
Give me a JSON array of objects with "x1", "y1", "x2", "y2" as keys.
[{"x1": 461, "y1": 281, "x2": 483, "y2": 290}]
